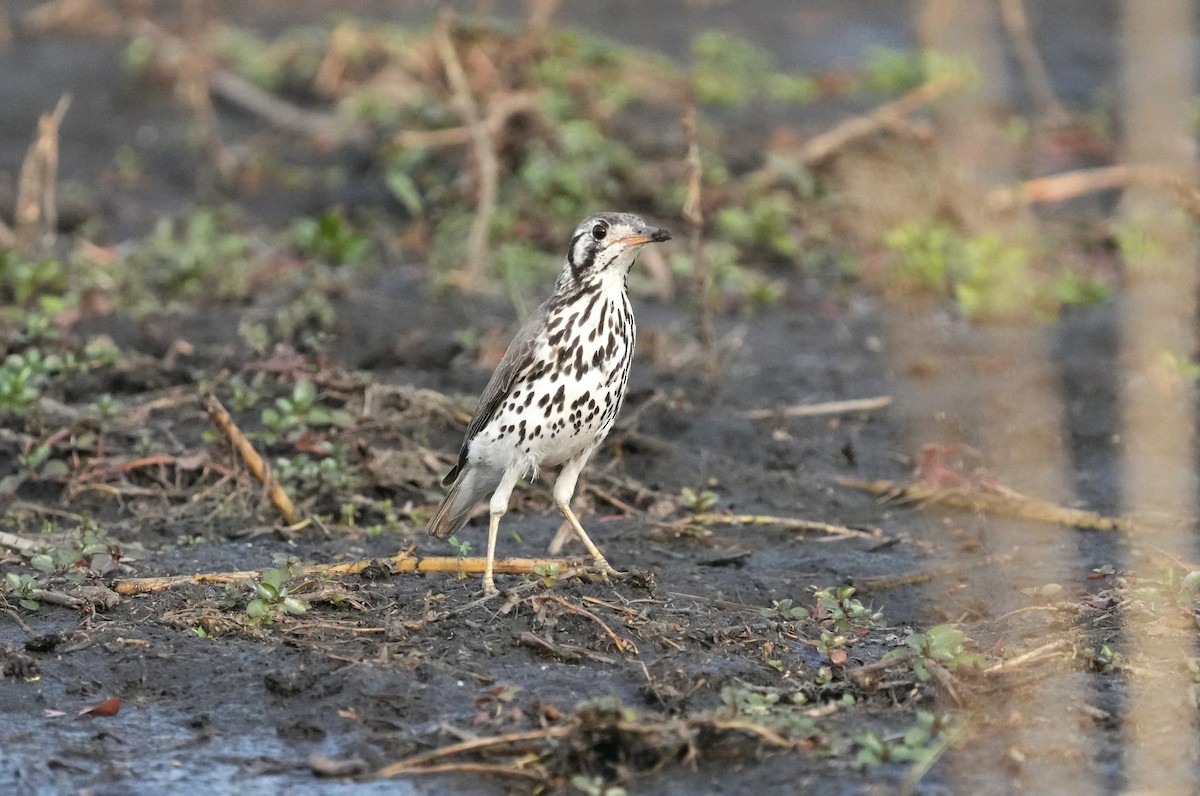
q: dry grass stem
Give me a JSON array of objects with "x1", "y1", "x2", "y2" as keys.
[
  {"x1": 682, "y1": 103, "x2": 719, "y2": 383},
  {"x1": 740, "y1": 395, "x2": 893, "y2": 420},
  {"x1": 435, "y1": 11, "x2": 499, "y2": 290},
  {"x1": 14, "y1": 93, "x2": 70, "y2": 252},
  {"x1": 678, "y1": 512, "x2": 879, "y2": 540}
]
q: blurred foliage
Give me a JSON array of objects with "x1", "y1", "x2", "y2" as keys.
[{"x1": 884, "y1": 220, "x2": 1109, "y2": 319}]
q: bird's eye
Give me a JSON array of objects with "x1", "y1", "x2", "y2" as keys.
[{"x1": 591, "y1": 223, "x2": 607, "y2": 240}]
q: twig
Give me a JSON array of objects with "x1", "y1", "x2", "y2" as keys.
[
  {"x1": 798, "y1": 74, "x2": 965, "y2": 166},
  {"x1": 203, "y1": 392, "x2": 300, "y2": 526},
  {"x1": 541, "y1": 593, "x2": 637, "y2": 654},
  {"x1": 853, "y1": 554, "x2": 1013, "y2": 594},
  {"x1": 209, "y1": 69, "x2": 342, "y2": 139},
  {"x1": 704, "y1": 718, "x2": 795, "y2": 749},
  {"x1": 682, "y1": 103, "x2": 719, "y2": 383},
  {"x1": 987, "y1": 164, "x2": 1200, "y2": 218},
  {"x1": 839, "y1": 476, "x2": 1169, "y2": 533},
  {"x1": 998, "y1": 0, "x2": 1070, "y2": 126},
  {"x1": 740, "y1": 395, "x2": 893, "y2": 420},
  {"x1": 0, "y1": 531, "x2": 40, "y2": 554},
  {"x1": 979, "y1": 639, "x2": 1073, "y2": 677},
  {"x1": 675, "y1": 512, "x2": 880, "y2": 540},
  {"x1": 112, "y1": 551, "x2": 584, "y2": 595},
  {"x1": 374, "y1": 726, "x2": 573, "y2": 778},
  {"x1": 392, "y1": 91, "x2": 539, "y2": 151},
  {"x1": 435, "y1": 11, "x2": 498, "y2": 290}
]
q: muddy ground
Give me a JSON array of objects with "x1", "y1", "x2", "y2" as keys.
[{"x1": 0, "y1": 3, "x2": 1184, "y2": 795}]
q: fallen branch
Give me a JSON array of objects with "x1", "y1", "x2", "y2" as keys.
[
  {"x1": 203, "y1": 392, "x2": 300, "y2": 526},
  {"x1": 798, "y1": 74, "x2": 966, "y2": 167},
  {"x1": 740, "y1": 395, "x2": 893, "y2": 420},
  {"x1": 839, "y1": 477, "x2": 1166, "y2": 533},
  {"x1": 112, "y1": 551, "x2": 583, "y2": 595},
  {"x1": 986, "y1": 164, "x2": 1200, "y2": 218},
  {"x1": 675, "y1": 512, "x2": 880, "y2": 541}
]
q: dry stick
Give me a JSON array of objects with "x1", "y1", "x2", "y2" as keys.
[
  {"x1": 682, "y1": 103, "x2": 719, "y2": 384},
  {"x1": 14, "y1": 93, "x2": 70, "y2": 252},
  {"x1": 999, "y1": 0, "x2": 1070, "y2": 126},
  {"x1": 740, "y1": 395, "x2": 893, "y2": 420},
  {"x1": 393, "y1": 92, "x2": 539, "y2": 151},
  {"x1": 853, "y1": 553, "x2": 1013, "y2": 594},
  {"x1": 798, "y1": 74, "x2": 965, "y2": 167},
  {"x1": 678, "y1": 512, "x2": 879, "y2": 541},
  {"x1": 837, "y1": 477, "x2": 1172, "y2": 533},
  {"x1": 375, "y1": 725, "x2": 573, "y2": 779},
  {"x1": 979, "y1": 638, "x2": 1073, "y2": 677},
  {"x1": 987, "y1": 163, "x2": 1200, "y2": 220},
  {"x1": 112, "y1": 553, "x2": 584, "y2": 595},
  {"x1": 203, "y1": 392, "x2": 300, "y2": 526},
  {"x1": 541, "y1": 592, "x2": 637, "y2": 654},
  {"x1": 435, "y1": 12, "x2": 499, "y2": 291},
  {"x1": 0, "y1": 531, "x2": 39, "y2": 554}
]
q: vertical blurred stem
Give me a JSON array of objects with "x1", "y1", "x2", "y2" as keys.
[
  {"x1": 1119, "y1": 1, "x2": 1199, "y2": 792},
  {"x1": 682, "y1": 104, "x2": 719, "y2": 384},
  {"x1": 904, "y1": 1, "x2": 1095, "y2": 792},
  {"x1": 436, "y1": 11, "x2": 497, "y2": 293}
]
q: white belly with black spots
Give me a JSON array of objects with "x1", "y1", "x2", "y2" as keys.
[{"x1": 468, "y1": 291, "x2": 635, "y2": 477}]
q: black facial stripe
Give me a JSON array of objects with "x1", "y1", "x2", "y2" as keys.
[
  {"x1": 571, "y1": 238, "x2": 600, "y2": 279},
  {"x1": 566, "y1": 230, "x2": 586, "y2": 270}
]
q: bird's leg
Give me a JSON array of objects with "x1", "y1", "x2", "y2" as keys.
[
  {"x1": 483, "y1": 512, "x2": 501, "y2": 596},
  {"x1": 484, "y1": 468, "x2": 521, "y2": 596},
  {"x1": 554, "y1": 451, "x2": 620, "y2": 579}
]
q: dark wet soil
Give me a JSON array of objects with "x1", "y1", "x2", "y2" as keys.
[{"x1": 0, "y1": 4, "x2": 1155, "y2": 795}]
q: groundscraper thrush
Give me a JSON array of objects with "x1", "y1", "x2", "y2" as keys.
[{"x1": 428, "y1": 212, "x2": 671, "y2": 594}]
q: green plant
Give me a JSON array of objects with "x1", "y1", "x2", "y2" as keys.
[
  {"x1": 720, "y1": 685, "x2": 779, "y2": 716},
  {"x1": 855, "y1": 710, "x2": 958, "y2": 766},
  {"x1": 813, "y1": 586, "x2": 882, "y2": 632},
  {"x1": 890, "y1": 624, "x2": 985, "y2": 682},
  {"x1": 532, "y1": 563, "x2": 560, "y2": 587},
  {"x1": 1090, "y1": 644, "x2": 1123, "y2": 673},
  {"x1": 261, "y1": 380, "x2": 355, "y2": 441},
  {"x1": 760, "y1": 597, "x2": 807, "y2": 620},
  {"x1": 4, "y1": 572, "x2": 45, "y2": 610},
  {"x1": 120, "y1": 209, "x2": 252, "y2": 312},
  {"x1": 273, "y1": 445, "x2": 357, "y2": 498},
  {"x1": 245, "y1": 562, "x2": 309, "y2": 623},
  {"x1": 690, "y1": 31, "x2": 817, "y2": 106},
  {"x1": 290, "y1": 210, "x2": 371, "y2": 267},
  {"x1": 863, "y1": 48, "x2": 976, "y2": 94},
  {"x1": 680, "y1": 486, "x2": 718, "y2": 512},
  {"x1": 447, "y1": 535, "x2": 472, "y2": 557}
]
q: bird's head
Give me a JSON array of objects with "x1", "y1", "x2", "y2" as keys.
[{"x1": 558, "y1": 212, "x2": 671, "y2": 291}]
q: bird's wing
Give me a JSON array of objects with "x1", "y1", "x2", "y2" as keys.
[{"x1": 443, "y1": 303, "x2": 548, "y2": 486}]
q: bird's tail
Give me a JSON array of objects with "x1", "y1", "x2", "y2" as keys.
[{"x1": 426, "y1": 467, "x2": 487, "y2": 539}]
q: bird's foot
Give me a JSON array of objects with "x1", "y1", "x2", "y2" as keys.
[{"x1": 593, "y1": 560, "x2": 625, "y2": 582}]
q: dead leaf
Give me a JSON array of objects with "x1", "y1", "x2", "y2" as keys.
[{"x1": 78, "y1": 696, "x2": 120, "y2": 717}]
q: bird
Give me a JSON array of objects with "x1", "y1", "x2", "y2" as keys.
[{"x1": 427, "y1": 212, "x2": 671, "y2": 595}]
